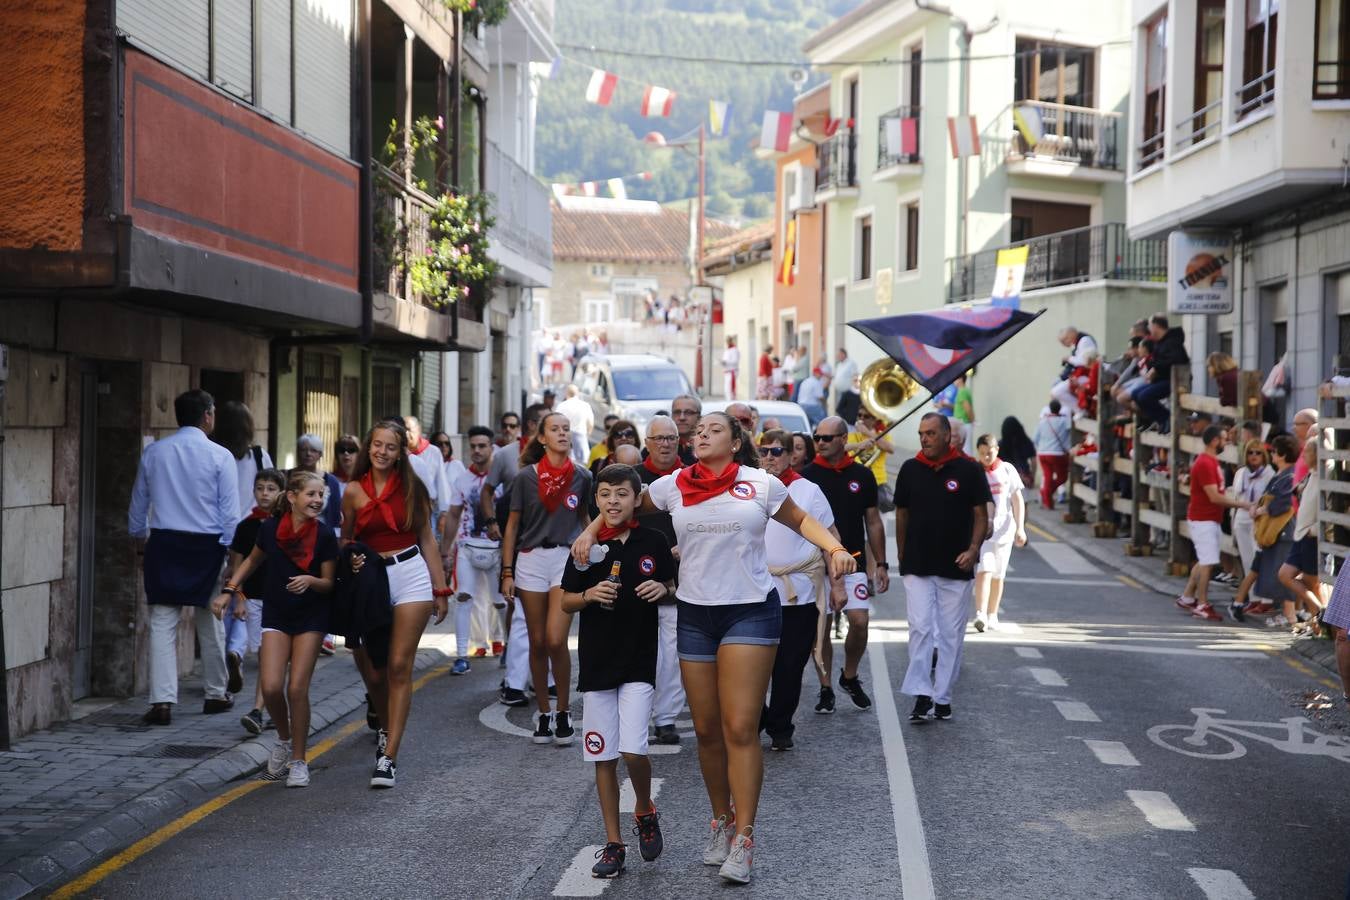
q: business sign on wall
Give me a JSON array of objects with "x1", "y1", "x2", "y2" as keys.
[{"x1": 1168, "y1": 230, "x2": 1234, "y2": 314}]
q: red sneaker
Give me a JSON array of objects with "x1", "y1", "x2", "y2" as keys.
[
  {"x1": 472, "y1": 647, "x2": 488, "y2": 658},
  {"x1": 1191, "y1": 603, "x2": 1223, "y2": 622},
  {"x1": 1245, "y1": 601, "x2": 1275, "y2": 616},
  {"x1": 491, "y1": 641, "x2": 505, "y2": 656},
  {"x1": 1175, "y1": 595, "x2": 1197, "y2": 611}
]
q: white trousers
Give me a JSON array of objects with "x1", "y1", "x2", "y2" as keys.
[
  {"x1": 901, "y1": 575, "x2": 973, "y2": 705},
  {"x1": 504, "y1": 601, "x2": 553, "y2": 691},
  {"x1": 149, "y1": 603, "x2": 229, "y2": 704},
  {"x1": 653, "y1": 604, "x2": 684, "y2": 726},
  {"x1": 1050, "y1": 379, "x2": 1079, "y2": 414},
  {"x1": 455, "y1": 546, "x2": 504, "y2": 656}
]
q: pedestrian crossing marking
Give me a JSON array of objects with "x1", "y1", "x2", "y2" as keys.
[
  {"x1": 619, "y1": 777, "x2": 663, "y2": 814},
  {"x1": 552, "y1": 846, "x2": 611, "y2": 897},
  {"x1": 1013, "y1": 646, "x2": 1043, "y2": 659},
  {"x1": 1186, "y1": 868, "x2": 1256, "y2": 900},
  {"x1": 1027, "y1": 541, "x2": 1101, "y2": 575}
]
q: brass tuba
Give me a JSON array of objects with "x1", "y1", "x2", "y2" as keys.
[{"x1": 854, "y1": 360, "x2": 919, "y2": 468}]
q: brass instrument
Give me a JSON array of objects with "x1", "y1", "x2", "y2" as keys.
[{"x1": 854, "y1": 360, "x2": 920, "y2": 467}]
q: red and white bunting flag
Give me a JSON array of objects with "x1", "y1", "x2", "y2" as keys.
[
  {"x1": 581, "y1": 181, "x2": 598, "y2": 197},
  {"x1": 947, "y1": 115, "x2": 981, "y2": 158},
  {"x1": 639, "y1": 171, "x2": 653, "y2": 181},
  {"x1": 641, "y1": 85, "x2": 676, "y2": 117},
  {"x1": 824, "y1": 117, "x2": 842, "y2": 137},
  {"x1": 607, "y1": 177, "x2": 627, "y2": 200},
  {"x1": 585, "y1": 69, "x2": 618, "y2": 106},
  {"x1": 760, "y1": 111, "x2": 793, "y2": 153}
]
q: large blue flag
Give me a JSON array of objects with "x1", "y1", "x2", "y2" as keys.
[{"x1": 849, "y1": 304, "x2": 1045, "y2": 396}]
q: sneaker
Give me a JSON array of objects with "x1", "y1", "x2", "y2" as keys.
[
  {"x1": 702, "y1": 815, "x2": 735, "y2": 866},
  {"x1": 226, "y1": 650, "x2": 244, "y2": 694},
  {"x1": 376, "y1": 729, "x2": 388, "y2": 760},
  {"x1": 719, "y1": 831, "x2": 754, "y2": 884},
  {"x1": 1175, "y1": 595, "x2": 1197, "y2": 611},
  {"x1": 1266, "y1": 613, "x2": 1292, "y2": 628},
  {"x1": 1296, "y1": 610, "x2": 1313, "y2": 623},
  {"x1": 909, "y1": 695, "x2": 933, "y2": 723},
  {"x1": 554, "y1": 710, "x2": 575, "y2": 746},
  {"x1": 591, "y1": 842, "x2": 626, "y2": 879},
  {"x1": 365, "y1": 693, "x2": 379, "y2": 731},
  {"x1": 285, "y1": 759, "x2": 310, "y2": 788},
  {"x1": 320, "y1": 636, "x2": 336, "y2": 656},
  {"x1": 973, "y1": 612, "x2": 987, "y2": 633},
  {"x1": 370, "y1": 754, "x2": 396, "y2": 789},
  {"x1": 1191, "y1": 603, "x2": 1223, "y2": 622},
  {"x1": 499, "y1": 687, "x2": 528, "y2": 707},
  {"x1": 451, "y1": 657, "x2": 471, "y2": 676},
  {"x1": 987, "y1": 614, "x2": 1000, "y2": 631},
  {"x1": 838, "y1": 671, "x2": 873, "y2": 710},
  {"x1": 491, "y1": 641, "x2": 505, "y2": 656},
  {"x1": 1229, "y1": 603, "x2": 1246, "y2": 623},
  {"x1": 241, "y1": 708, "x2": 264, "y2": 735},
  {"x1": 472, "y1": 647, "x2": 488, "y2": 658},
  {"x1": 267, "y1": 739, "x2": 291, "y2": 777},
  {"x1": 770, "y1": 734, "x2": 794, "y2": 751},
  {"x1": 653, "y1": 724, "x2": 680, "y2": 745},
  {"x1": 532, "y1": 713, "x2": 554, "y2": 745},
  {"x1": 814, "y1": 686, "x2": 836, "y2": 714},
  {"x1": 1212, "y1": 572, "x2": 1235, "y2": 586},
  {"x1": 933, "y1": 703, "x2": 953, "y2": 721},
  {"x1": 1246, "y1": 601, "x2": 1275, "y2": 616},
  {"x1": 633, "y1": 808, "x2": 663, "y2": 861}
]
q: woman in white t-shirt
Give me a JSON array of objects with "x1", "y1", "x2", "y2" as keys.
[
  {"x1": 572, "y1": 412, "x2": 853, "y2": 885},
  {"x1": 972, "y1": 435, "x2": 1027, "y2": 633}
]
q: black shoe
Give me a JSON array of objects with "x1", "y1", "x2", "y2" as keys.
[
  {"x1": 933, "y1": 703, "x2": 952, "y2": 721},
  {"x1": 591, "y1": 842, "x2": 626, "y2": 879},
  {"x1": 241, "y1": 708, "x2": 264, "y2": 735},
  {"x1": 633, "y1": 808, "x2": 663, "y2": 861},
  {"x1": 142, "y1": 705, "x2": 171, "y2": 726},
  {"x1": 499, "y1": 687, "x2": 528, "y2": 707},
  {"x1": 370, "y1": 754, "x2": 396, "y2": 789},
  {"x1": 226, "y1": 651, "x2": 244, "y2": 695},
  {"x1": 532, "y1": 713, "x2": 554, "y2": 745},
  {"x1": 365, "y1": 693, "x2": 380, "y2": 731},
  {"x1": 554, "y1": 710, "x2": 575, "y2": 746},
  {"x1": 653, "y1": 724, "x2": 681, "y2": 745},
  {"x1": 1229, "y1": 602, "x2": 1246, "y2": 623},
  {"x1": 838, "y1": 671, "x2": 873, "y2": 710},
  {"x1": 909, "y1": 695, "x2": 933, "y2": 723},
  {"x1": 203, "y1": 696, "x2": 234, "y2": 714},
  {"x1": 814, "y1": 686, "x2": 835, "y2": 714},
  {"x1": 770, "y1": 734, "x2": 794, "y2": 751}
]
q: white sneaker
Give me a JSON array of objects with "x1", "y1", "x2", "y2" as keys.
[
  {"x1": 719, "y1": 831, "x2": 754, "y2": 884},
  {"x1": 702, "y1": 814, "x2": 735, "y2": 866},
  {"x1": 1266, "y1": 613, "x2": 1291, "y2": 628},
  {"x1": 267, "y1": 739, "x2": 291, "y2": 777},
  {"x1": 987, "y1": 614, "x2": 1000, "y2": 631},
  {"x1": 972, "y1": 612, "x2": 987, "y2": 633},
  {"x1": 285, "y1": 759, "x2": 310, "y2": 788}
]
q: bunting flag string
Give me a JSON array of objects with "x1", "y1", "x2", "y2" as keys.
[
  {"x1": 606, "y1": 177, "x2": 628, "y2": 200},
  {"x1": 947, "y1": 115, "x2": 981, "y2": 158},
  {"x1": 708, "y1": 100, "x2": 731, "y2": 137},
  {"x1": 586, "y1": 68, "x2": 619, "y2": 106},
  {"x1": 551, "y1": 169, "x2": 654, "y2": 201},
  {"x1": 641, "y1": 85, "x2": 676, "y2": 117},
  {"x1": 760, "y1": 111, "x2": 793, "y2": 153}
]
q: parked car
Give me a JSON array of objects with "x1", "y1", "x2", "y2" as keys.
[
  {"x1": 574, "y1": 354, "x2": 695, "y2": 443},
  {"x1": 701, "y1": 400, "x2": 812, "y2": 436}
]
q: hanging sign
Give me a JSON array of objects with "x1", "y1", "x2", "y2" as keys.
[{"x1": 1168, "y1": 231, "x2": 1234, "y2": 314}]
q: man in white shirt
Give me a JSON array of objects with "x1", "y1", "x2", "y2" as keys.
[
  {"x1": 1051, "y1": 327, "x2": 1097, "y2": 414},
  {"x1": 405, "y1": 416, "x2": 449, "y2": 536},
  {"x1": 832, "y1": 348, "x2": 859, "y2": 417},
  {"x1": 797, "y1": 368, "x2": 830, "y2": 427},
  {"x1": 555, "y1": 384, "x2": 595, "y2": 466},
  {"x1": 722, "y1": 336, "x2": 741, "y2": 400},
  {"x1": 443, "y1": 427, "x2": 505, "y2": 673},
  {"x1": 128, "y1": 389, "x2": 238, "y2": 726}
]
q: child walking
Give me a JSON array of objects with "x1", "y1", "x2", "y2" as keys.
[
  {"x1": 226, "y1": 468, "x2": 285, "y2": 734},
  {"x1": 214, "y1": 470, "x2": 339, "y2": 787},
  {"x1": 559, "y1": 464, "x2": 674, "y2": 878}
]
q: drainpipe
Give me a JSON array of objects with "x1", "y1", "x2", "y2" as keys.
[
  {"x1": 358, "y1": 0, "x2": 374, "y2": 345},
  {"x1": 0, "y1": 343, "x2": 8, "y2": 749}
]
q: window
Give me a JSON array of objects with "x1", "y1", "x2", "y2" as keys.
[
  {"x1": 1316, "y1": 0, "x2": 1350, "y2": 99},
  {"x1": 371, "y1": 364, "x2": 403, "y2": 421},
  {"x1": 1191, "y1": 1, "x2": 1225, "y2": 143},
  {"x1": 1219, "y1": 330, "x2": 1234, "y2": 358},
  {"x1": 585, "y1": 297, "x2": 614, "y2": 323},
  {"x1": 781, "y1": 166, "x2": 799, "y2": 243},
  {"x1": 1141, "y1": 13, "x2": 1168, "y2": 168},
  {"x1": 589, "y1": 263, "x2": 611, "y2": 280},
  {"x1": 908, "y1": 45, "x2": 923, "y2": 108},
  {"x1": 1014, "y1": 39, "x2": 1096, "y2": 108},
  {"x1": 1010, "y1": 199, "x2": 1090, "y2": 242},
  {"x1": 855, "y1": 214, "x2": 873, "y2": 281},
  {"x1": 903, "y1": 202, "x2": 920, "y2": 271},
  {"x1": 1240, "y1": 0, "x2": 1278, "y2": 117}
]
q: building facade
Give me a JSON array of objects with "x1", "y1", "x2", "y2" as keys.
[{"x1": 701, "y1": 223, "x2": 775, "y2": 400}]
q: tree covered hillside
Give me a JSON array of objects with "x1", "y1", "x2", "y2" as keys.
[{"x1": 537, "y1": 0, "x2": 858, "y2": 221}]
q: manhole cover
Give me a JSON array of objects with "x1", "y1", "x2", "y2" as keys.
[
  {"x1": 154, "y1": 744, "x2": 224, "y2": 760},
  {"x1": 81, "y1": 712, "x2": 154, "y2": 728}
]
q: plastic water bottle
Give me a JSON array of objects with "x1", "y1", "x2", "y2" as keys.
[{"x1": 574, "y1": 543, "x2": 607, "y2": 573}]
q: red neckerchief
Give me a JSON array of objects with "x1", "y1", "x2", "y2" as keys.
[
  {"x1": 675, "y1": 461, "x2": 740, "y2": 506},
  {"x1": 276, "y1": 513, "x2": 319, "y2": 571},
  {"x1": 355, "y1": 469, "x2": 403, "y2": 534},
  {"x1": 597, "y1": 518, "x2": 639, "y2": 542},
  {"x1": 535, "y1": 455, "x2": 575, "y2": 513},
  {"x1": 811, "y1": 453, "x2": 854, "y2": 472},
  {"x1": 914, "y1": 447, "x2": 963, "y2": 470},
  {"x1": 468, "y1": 462, "x2": 489, "y2": 477},
  {"x1": 983, "y1": 456, "x2": 1002, "y2": 473},
  {"x1": 778, "y1": 468, "x2": 802, "y2": 486},
  {"x1": 413, "y1": 436, "x2": 431, "y2": 456},
  {"x1": 246, "y1": 506, "x2": 270, "y2": 521},
  {"x1": 643, "y1": 456, "x2": 682, "y2": 477},
  {"x1": 518, "y1": 435, "x2": 530, "y2": 452}
]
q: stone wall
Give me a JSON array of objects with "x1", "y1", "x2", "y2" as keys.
[{"x1": 541, "y1": 259, "x2": 692, "y2": 329}]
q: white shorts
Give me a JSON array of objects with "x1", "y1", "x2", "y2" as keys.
[
  {"x1": 842, "y1": 572, "x2": 871, "y2": 612},
  {"x1": 582, "y1": 682, "x2": 654, "y2": 762},
  {"x1": 514, "y1": 545, "x2": 570, "y2": 592},
  {"x1": 386, "y1": 547, "x2": 434, "y2": 605},
  {"x1": 977, "y1": 535, "x2": 1014, "y2": 578},
  {"x1": 1188, "y1": 519, "x2": 1222, "y2": 567}
]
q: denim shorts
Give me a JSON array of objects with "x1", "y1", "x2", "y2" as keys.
[
  {"x1": 676, "y1": 590, "x2": 782, "y2": 662},
  {"x1": 1285, "y1": 535, "x2": 1319, "y2": 575}
]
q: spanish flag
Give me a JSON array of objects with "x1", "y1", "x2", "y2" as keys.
[{"x1": 778, "y1": 218, "x2": 796, "y2": 286}]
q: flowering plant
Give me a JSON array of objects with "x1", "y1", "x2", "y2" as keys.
[{"x1": 440, "y1": 0, "x2": 510, "y2": 29}]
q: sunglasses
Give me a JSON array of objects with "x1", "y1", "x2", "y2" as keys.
[
  {"x1": 336, "y1": 446, "x2": 359, "y2": 454},
  {"x1": 758, "y1": 446, "x2": 785, "y2": 458},
  {"x1": 614, "y1": 429, "x2": 637, "y2": 439},
  {"x1": 812, "y1": 433, "x2": 844, "y2": 442}
]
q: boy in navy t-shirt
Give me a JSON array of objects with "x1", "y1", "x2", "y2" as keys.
[{"x1": 226, "y1": 467, "x2": 285, "y2": 735}]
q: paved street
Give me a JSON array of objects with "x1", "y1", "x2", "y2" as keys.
[{"x1": 29, "y1": 522, "x2": 1350, "y2": 899}]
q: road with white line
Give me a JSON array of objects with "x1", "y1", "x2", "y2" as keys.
[{"x1": 66, "y1": 533, "x2": 1350, "y2": 898}]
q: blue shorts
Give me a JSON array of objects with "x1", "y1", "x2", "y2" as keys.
[
  {"x1": 676, "y1": 591, "x2": 782, "y2": 662},
  {"x1": 1285, "y1": 536, "x2": 1319, "y2": 575}
]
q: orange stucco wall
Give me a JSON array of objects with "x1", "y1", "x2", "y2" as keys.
[
  {"x1": 773, "y1": 143, "x2": 826, "y2": 366},
  {"x1": 0, "y1": 0, "x2": 86, "y2": 251}
]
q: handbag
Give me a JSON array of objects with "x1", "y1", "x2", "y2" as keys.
[{"x1": 1253, "y1": 495, "x2": 1294, "y2": 548}]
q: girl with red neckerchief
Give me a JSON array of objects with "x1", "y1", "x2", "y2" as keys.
[
  {"x1": 340, "y1": 420, "x2": 450, "y2": 789},
  {"x1": 501, "y1": 412, "x2": 593, "y2": 746},
  {"x1": 571, "y1": 412, "x2": 853, "y2": 886},
  {"x1": 212, "y1": 470, "x2": 339, "y2": 788}
]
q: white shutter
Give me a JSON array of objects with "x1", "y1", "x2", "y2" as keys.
[
  {"x1": 294, "y1": 0, "x2": 353, "y2": 157},
  {"x1": 211, "y1": 0, "x2": 253, "y2": 100},
  {"x1": 257, "y1": 0, "x2": 293, "y2": 121},
  {"x1": 118, "y1": 0, "x2": 210, "y2": 79}
]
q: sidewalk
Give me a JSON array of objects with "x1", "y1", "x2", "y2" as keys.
[
  {"x1": 1024, "y1": 504, "x2": 1341, "y2": 683},
  {"x1": 0, "y1": 634, "x2": 455, "y2": 899}
]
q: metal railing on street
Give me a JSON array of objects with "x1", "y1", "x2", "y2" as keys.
[
  {"x1": 485, "y1": 140, "x2": 553, "y2": 270},
  {"x1": 374, "y1": 162, "x2": 437, "y2": 305},
  {"x1": 816, "y1": 130, "x2": 858, "y2": 192},
  {"x1": 1008, "y1": 100, "x2": 1120, "y2": 170}
]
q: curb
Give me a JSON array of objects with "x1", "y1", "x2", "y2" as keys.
[{"x1": 0, "y1": 646, "x2": 451, "y2": 900}]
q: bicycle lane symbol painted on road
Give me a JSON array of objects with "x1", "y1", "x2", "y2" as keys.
[{"x1": 1148, "y1": 708, "x2": 1350, "y2": 762}]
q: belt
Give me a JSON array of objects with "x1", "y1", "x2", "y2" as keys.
[{"x1": 383, "y1": 545, "x2": 421, "y2": 565}]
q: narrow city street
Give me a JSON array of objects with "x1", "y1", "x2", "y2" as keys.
[{"x1": 54, "y1": 524, "x2": 1350, "y2": 899}]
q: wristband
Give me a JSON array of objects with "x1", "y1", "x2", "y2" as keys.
[
  {"x1": 432, "y1": 587, "x2": 454, "y2": 598},
  {"x1": 877, "y1": 562, "x2": 889, "y2": 571},
  {"x1": 829, "y1": 547, "x2": 851, "y2": 559},
  {"x1": 500, "y1": 565, "x2": 514, "y2": 574},
  {"x1": 223, "y1": 583, "x2": 241, "y2": 595}
]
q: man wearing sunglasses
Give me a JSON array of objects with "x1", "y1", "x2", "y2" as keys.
[
  {"x1": 496, "y1": 413, "x2": 521, "y2": 448},
  {"x1": 801, "y1": 417, "x2": 888, "y2": 713}
]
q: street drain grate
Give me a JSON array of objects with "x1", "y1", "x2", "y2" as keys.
[
  {"x1": 82, "y1": 712, "x2": 156, "y2": 728},
  {"x1": 154, "y1": 744, "x2": 223, "y2": 760}
]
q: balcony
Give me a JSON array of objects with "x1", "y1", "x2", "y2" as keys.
[
  {"x1": 815, "y1": 130, "x2": 859, "y2": 200},
  {"x1": 1006, "y1": 101, "x2": 1122, "y2": 181},
  {"x1": 875, "y1": 106, "x2": 921, "y2": 180},
  {"x1": 946, "y1": 223, "x2": 1166, "y2": 303},
  {"x1": 485, "y1": 140, "x2": 553, "y2": 287}
]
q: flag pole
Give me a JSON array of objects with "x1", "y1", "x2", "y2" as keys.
[{"x1": 868, "y1": 393, "x2": 936, "y2": 445}]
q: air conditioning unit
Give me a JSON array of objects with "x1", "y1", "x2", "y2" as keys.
[{"x1": 787, "y1": 168, "x2": 816, "y2": 212}]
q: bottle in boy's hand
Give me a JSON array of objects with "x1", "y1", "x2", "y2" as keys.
[{"x1": 598, "y1": 561, "x2": 621, "y2": 610}]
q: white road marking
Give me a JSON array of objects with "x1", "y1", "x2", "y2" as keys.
[
  {"x1": 1186, "y1": 868, "x2": 1256, "y2": 900},
  {"x1": 619, "y1": 776, "x2": 664, "y2": 814},
  {"x1": 868, "y1": 638, "x2": 936, "y2": 900},
  {"x1": 552, "y1": 846, "x2": 609, "y2": 896},
  {"x1": 1028, "y1": 541, "x2": 1102, "y2": 575},
  {"x1": 1013, "y1": 646, "x2": 1043, "y2": 659},
  {"x1": 1082, "y1": 739, "x2": 1140, "y2": 766},
  {"x1": 1053, "y1": 700, "x2": 1101, "y2": 722},
  {"x1": 989, "y1": 619, "x2": 1023, "y2": 634},
  {"x1": 1126, "y1": 790, "x2": 1196, "y2": 831},
  {"x1": 1004, "y1": 576, "x2": 1125, "y2": 587},
  {"x1": 1027, "y1": 667, "x2": 1068, "y2": 687}
]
